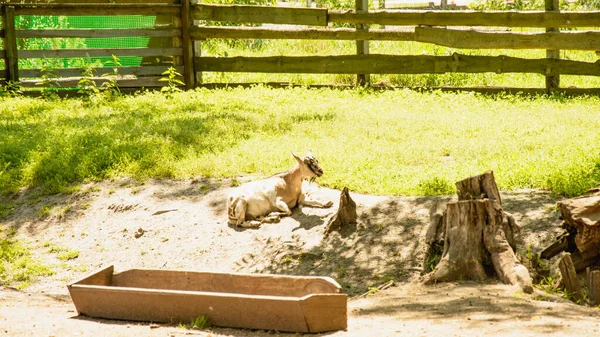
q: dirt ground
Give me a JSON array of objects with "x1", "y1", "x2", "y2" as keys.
[{"x1": 2, "y1": 178, "x2": 600, "y2": 336}]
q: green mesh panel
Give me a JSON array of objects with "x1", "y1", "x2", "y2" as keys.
[
  {"x1": 65, "y1": 16, "x2": 156, "y2": 67},
  {"x1": 16, "y1": 15, "x2": 157, "y2": 68}
]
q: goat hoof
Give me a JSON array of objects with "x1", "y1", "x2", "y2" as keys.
[{"x1": 262, "y1": 215, "x2": 281, "y2": 223}]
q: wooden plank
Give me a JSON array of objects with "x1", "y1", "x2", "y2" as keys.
[
  {"x1": 20, "y1": 76, "x2": 171, "y2": 88},
  {"x1": 13, "y1": 4, "x2": 180, "y2": 16},
  {"x1": 192, "y1": 3, "x2": 328, "y2": 26},
  {"x1": 558, "y1": 254, "x2": 583, "y2": 302},
  {"x1": 19, "y1": 66, "x2": 184, "y2": 78},
  {"x1": 110, "y1": 269, "x2": 341, "y2": 297},
  {"x1": 3, "y1": 6, "x2": 19, "y2": 82},
  {"x1": 68, "y1": 265, "x2": 114, "y2": 288},
  {"x1": 181, "y1": 0, "x2": 195, "y2": 89},
  {"x1": 3, "y1": 0, "x2": 178, "y2": 4},
  {"x1": 196, "y1": 83, "x2": 600, "y2": 96},
  {"x1": 16, "y1": 28, "x2": 181, "y2": 39},
  {"x1": 328, "y1": 10, "x2": 600, "y2": 28},
  {"x1": 191, "y1": 26, "x2": 415, "y2": 41},
  {"x1": 301, "y1": 295, "x2": 348, "y2": 333},
  {"x1": 19, "y1": 47, "x2": 183, "y2": 58},
  {"x1": 539, "y1": 236, "x2": 569, "y2": 260},
  {"x1": 415, "y1": 27, "x2": 600, "y2": 51},
  {"x1": 194, "y1": 53, "x2": 600, "y2": 76},
  {"x1": 589, "y1": 270, "x2": 600, "y2": 306}
]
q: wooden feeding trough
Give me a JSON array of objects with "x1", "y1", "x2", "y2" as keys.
[{"x1": 68, "y1": 265, "x2": 347, "y2": 333}]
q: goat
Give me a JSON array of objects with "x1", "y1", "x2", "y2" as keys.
[{"x1": 227, "y1": 151, "x2": 333, "y2": 228}]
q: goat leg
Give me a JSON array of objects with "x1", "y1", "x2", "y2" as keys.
[
  {"x1": 300, "y1": 193, "x2": 333, "y2": 208},
  {"x1": 274, "y1": 198, "x2": 293, "y2": 216},
  {"x1": 237, "y1": 220, "x2": 262, "y2": 228},
  {"x1": 261, "y1": 213, "x2": 281, "y2": 223}
]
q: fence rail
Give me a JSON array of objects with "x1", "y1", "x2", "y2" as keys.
[{"x1": 2, "y1": 0, "x2": 600, "y2": 94}]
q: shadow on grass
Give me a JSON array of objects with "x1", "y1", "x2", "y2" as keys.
[{"x1": 0, "y1": 97, "x2": 260, "y2": 196}]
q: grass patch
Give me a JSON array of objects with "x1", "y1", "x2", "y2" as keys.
[
  {"x1": 179, "y1": 316, "x2": 212, "y2": 330},
  {"x1": 1, "y1": 87, "x2": 599, "y2": 197},
  {"x1": 0, "y1": 231, "x2": 54, "y2": 289},
  {"x1": 47, "y1": 245, "x2": 80, "y2": 261}
]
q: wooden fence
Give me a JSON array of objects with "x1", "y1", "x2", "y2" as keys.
[
  {"x1": 1, "y1": 0, "x2": 600, "y2": 94},
  {"x1": 0, "y1": 0, "x2": 194, "y2": 91}
]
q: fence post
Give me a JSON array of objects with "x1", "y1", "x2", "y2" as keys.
[
  {"x1": 193, "y1": 0, "x2": 203, "y2": 85},
  {"x1": 355, "y1": 0, "x2": 370, "y2": 86},
  {"x1": 545, "y1": 0, "x2": 560, "y2": 93},
  {"x1": 181, "y1": 0, "x2": 195, "y2": 89},
  {"x1": 2, "y1": 5, "x2": 19, "y2": 83}
]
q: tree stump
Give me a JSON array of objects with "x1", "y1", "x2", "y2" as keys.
[
  {"x1": 425, "y1": 200, "x2": 447, "y2": 246},
  {"x1": 424, "y1": 171, "x2": 533, "y2": 293},
  {"x1": 424, "y1": 200, "x2": 488, "y2": 283},
  {"x1": 482, "y1": 200, "x2": 533, "y2": 293},
  {"x1": 456, "y1": 170, "x2": 501, "y2": 203},
  {"x1": 324, "y1": 187, "x2": 357, "y2": 237}
]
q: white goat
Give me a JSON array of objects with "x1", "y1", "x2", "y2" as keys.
[{"x1": 227, "y1": 152, "x2": 333, "y2": 228}]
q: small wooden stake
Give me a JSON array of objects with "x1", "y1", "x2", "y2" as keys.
[
  {"x1": 558, "y1": 254, "x2": 583, "y2": 302},
  {"x1": 324, "y1": 187, "x2": 357, "y2": 237},
  {"x1": 588, "y1": 270, "x2": 600, "y2": 306}
]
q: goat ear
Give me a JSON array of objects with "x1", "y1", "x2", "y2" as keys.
[{"x1": 291, "y1": 151, "x2": 302, "y2": 163}]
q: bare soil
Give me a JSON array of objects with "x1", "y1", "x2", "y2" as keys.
[{"x1": 2, "y1": 178, "x2": 600, "y2": 337}]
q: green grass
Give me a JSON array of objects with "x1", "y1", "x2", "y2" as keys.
[
  {"x1": 0, "y1": 231, "x2": 54, "y2": 289},
  {"x1": 47, "y1": 245, "x2": 80, "y2": 261},
  {"x1": 1, "y1": 87, "x2": 599, "y2": 199},
  {"x1": 179, "y1": 316, "x2": 212, "y2": 330}
]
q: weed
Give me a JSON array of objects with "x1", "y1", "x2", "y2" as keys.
[
  {"x1": 180, "y1": 316, "x2": 212, "y2": 330},
  {"x1": 38, "y1": 205, "x2": 53, "y2": 218},
  {"x1": 425, "y1": 243, "x2": 444, "y2": 272},
  {"x1": 418, "y1": 177, "x2": 455, "y2": 196},
  {"x1": 77, "y1": 58, "x2": 101, "y2": 102},
  {"x1": 57, "y1": 250, "x2": 79, "y2": 261},
  {"x1": 48, "y1": 245, "x2": 79, "y2": 261},
  {"x1": 159, "y1": 66, "x2": 185, "y2": 97},
  {"x1": 0, "y1": 81, "x2": 23, "y2": 97},
  {"x1": 36, "y1": 61, "x2": 61, "y2": 100},
  {"x1": 1, "y1": 236, "x2": 54, "y2": 289},
  {"x1": 101, "y1": 55, "x2": 122, "y2": 100}
]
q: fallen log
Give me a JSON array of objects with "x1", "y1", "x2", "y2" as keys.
[{"x1": 558, "y1": 193, "x2": 600, "y2": 255}]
